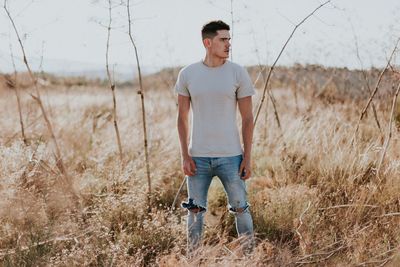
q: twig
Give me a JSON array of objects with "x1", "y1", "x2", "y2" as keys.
[
  {"x1": 253, "y1": 0, "x2": 331, "y2": 126},
  {"x1": 295, "y1": 243, "x2": 347, "y2": 265},
  {"x1": 374, "y1": 212, "x2": 400, "y2": 218},
  {"x1": 171, "y1": 175, "x2": 187, "y2": 210},
  {"x1": 362, "y1": 81, "x2": 400, "y2": 210},
  {"x1": 223, "y1": 245, "x2": 239, "y2": 259},
  {"x1": 9, "y1": 42, "x2": 27, "y2": 145},
  {"x1": 4, "y1": 0, "x2": 68, "y2": 178},
  {"x1": 350, "y1": 21, "x2": 382, "y2": 134},
  {"x1": 318, "y1": 204, "x2": 380, "y2": 211},
  {"x1": 376, "y1": 81, "x2": 400, "y2": 177},
  {"x1": 252, "y1": 65, "x2": 266, "y2": 88},
  {"x1": 254, "y1": 1, "x2": 330, "y2": 153},
  {"x1": 351, "y1": 37, "x2": 400, "y2": 146},
  {"x1": 127, "y1": 0, "x2": 152, "y2": 205},
  {"x1": 250, "y1": 35, "x2": 271, "y2": 138},
  {"x1": 263, "y1": 89, "x2": 270, "y2": 139},
  {"x1": 295, "y1": 201, "x2": 311, "y2": 252},
  {"x1": 105, "y1": 0, "x2": 123, "y2": 163}
]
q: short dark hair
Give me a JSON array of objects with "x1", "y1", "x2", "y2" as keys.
[{"x1": 201, "y1": 20, "x2": 230, "y2": 40}]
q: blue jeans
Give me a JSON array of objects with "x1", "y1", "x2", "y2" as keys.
[{"x1": 182, "y1": 154, "x2": 254, "y2": 252}]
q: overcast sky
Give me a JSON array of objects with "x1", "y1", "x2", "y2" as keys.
[{"x1": 0, "y1": 0, "x2": 399, "y2": 75}]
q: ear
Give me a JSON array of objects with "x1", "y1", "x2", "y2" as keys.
[{"x1": 203, "y1": 38, "x2": 211, "y2": 48}]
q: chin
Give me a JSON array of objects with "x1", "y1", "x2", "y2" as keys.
[{"x1": 217, "y1": 53, "x2": 229, "y2": 59}]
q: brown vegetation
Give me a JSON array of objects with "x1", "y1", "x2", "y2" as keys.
[{"x1": 0, "y1": 65, "x2": 400, "y2": 266}]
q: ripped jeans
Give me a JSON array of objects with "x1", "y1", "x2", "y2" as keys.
[{"x1": 182, "y1": 154, "x2": 254, "y2": 252}]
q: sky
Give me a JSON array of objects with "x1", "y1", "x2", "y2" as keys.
[{"x1": 0, "y1": 0, "x2": 400, "y2": 77}]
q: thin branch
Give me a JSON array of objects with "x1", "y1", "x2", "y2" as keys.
[
  {"x1": 374, "y1": 212, "x2": 400, "y2": 218},
  {"x1": 351, "y1": 37, "x2": 400, "y2": 146},
  {"x1": 252, "y1": 65, "x2": 266, "y2": 88},
  {"x1": 295, "y1": 201, "x2": 311, "y2": 253},
  {"x1": 254, "y1": 0, "x2": 331, "y2": 126},
  {"x1": 171, "y1": 176, "x2": 187, "y2": 210},
  {"x1": 105, "y1": 0, "x2": 123, "y2": 163},
  {"x1": 263, "y1": 92, "x2": 269, "y2": 139},
  {"x1": 376, "y1": 81, "x2": 400, "y2": 176},
  {"x1": 4, "y1": 0, "x2": 67, "y2": 178},
  {"x1": 127, "y1": 0, "x2": 152, "y2": 204},
  {"x1": 295, "y1": 241, "x2": 347, "y2": 265},
  {"x1": 350, "y1": 20, "x2": 382, "y2": 134},
  {"x1": 275, "y1": 7, "x2": 296, "y2": 26},
  {"x1": 9, "y1": 42, "x2": 27, "y2": 145},
  {"x1": 267, "y1": 87, "x2": 287, "y2": 150},
  {"x1": 318, "y1": 204, "x2": 379, "y2": 211},
  {"x1": 251, "y1": 33, "x2": 267, "y2": 85}
]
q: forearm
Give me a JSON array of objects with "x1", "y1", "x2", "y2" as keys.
[
  {"x1": 242, "y1": 117, "x2": 254, "y2": 160},
  {"x1": 177, "y1": 115, "x2": 190, "y2": 159}
]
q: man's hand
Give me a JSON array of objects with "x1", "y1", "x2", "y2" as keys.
[
  {"x1": 238, "y1": 157, "x2": 251, "y2": 180},
  {"x1": 182, "y1": 156, "x2": 197, "y2": 176}
]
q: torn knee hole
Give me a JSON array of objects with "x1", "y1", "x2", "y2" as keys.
[
  {"x1": 182, "y1": 198, "x2": 206, "y2": 213},
  {"x1": 229, "y1": 204, "x2": 250, "y2": 213},
  {"x1": 188, "y1": 208, "x2": 203, "y2": 213}
]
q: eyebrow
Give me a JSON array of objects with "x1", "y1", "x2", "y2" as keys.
[{"x1": 219, "y1": 37, "x2": 231, "y2": 40}]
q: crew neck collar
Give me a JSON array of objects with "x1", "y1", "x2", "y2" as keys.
[{"x1": 200, "y1": 59, "x2": 229, "y2": 69}]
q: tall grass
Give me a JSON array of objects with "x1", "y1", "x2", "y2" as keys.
[{"x1": 0, "y1": 67, "x2": 400, "y2": 266}]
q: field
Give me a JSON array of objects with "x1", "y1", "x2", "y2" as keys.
[{"x1": 1, "y1": 66, "x2": 400, "y2": 266}]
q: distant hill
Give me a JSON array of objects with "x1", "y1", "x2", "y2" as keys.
[
  {"x1": 0, "y1": 57, "x2": 158, "y2": 82},
  {"x1": 1, "y1": 64, "x2": 398, "y2": 101}
]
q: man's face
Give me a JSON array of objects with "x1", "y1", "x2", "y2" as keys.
[{"x1": 206, "y1": 30, "x2": 231, "y2": 59}]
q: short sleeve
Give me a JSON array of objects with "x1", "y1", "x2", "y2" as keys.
[
  {"x1": 174, "y1": 69, "x2": 190, "y2": 97},
  {"x1": 236, "y1": 67, "x2": 256, "y2": 99}
]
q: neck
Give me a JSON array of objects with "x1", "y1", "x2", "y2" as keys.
[{"x1": 203, "y1": 55, "x2": 226, "y2": 67}]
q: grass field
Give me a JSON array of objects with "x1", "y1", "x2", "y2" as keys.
[{"x1": 1, "y1": 67, "x2": 400, "y2": 266}]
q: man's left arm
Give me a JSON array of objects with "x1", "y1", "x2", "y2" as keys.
[{"x1": 238, "y1": 96, "x2": 254, "y2": 180}]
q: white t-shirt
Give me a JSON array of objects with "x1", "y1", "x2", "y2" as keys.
[{"x1": 175, "y1": 60, "x2": 255, "y2": 157}]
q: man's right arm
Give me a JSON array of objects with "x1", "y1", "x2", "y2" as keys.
[{"x1": 177, "y1": 95, "x2": 196, "y2": 176}]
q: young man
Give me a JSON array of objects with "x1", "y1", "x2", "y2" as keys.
[{"x1": 175, "y1": 20, "x2": 255, "y2": 253}]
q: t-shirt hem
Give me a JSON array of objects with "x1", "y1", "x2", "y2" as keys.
[
  {"x1": 237, "y1": 91, "x2": 256, "y2": 99},
  {"x1": 190, "y1": 152, "x2": 243, "y2": 158},
  {"x1": 175, "y1": 91, "x2": 190, "y2": 97}
]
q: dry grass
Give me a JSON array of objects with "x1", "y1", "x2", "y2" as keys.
[{"x1": 0, "y1": 67, "x2": 400, "y2": 266}]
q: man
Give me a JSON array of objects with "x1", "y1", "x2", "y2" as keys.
[{"x1": 175, "y1": 20, "x2": 255, "y2": 253}]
